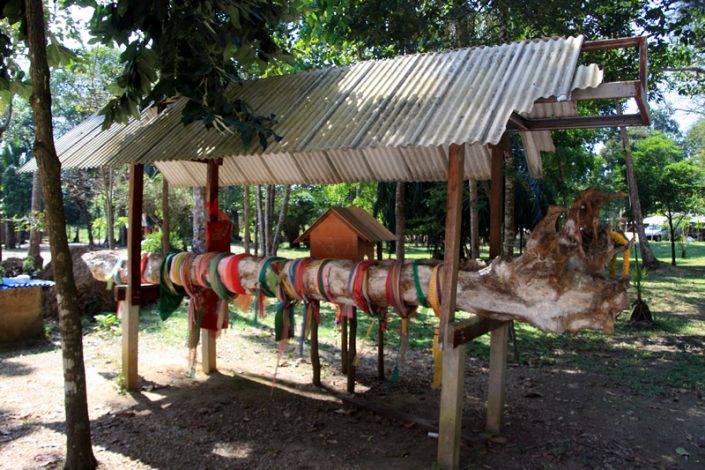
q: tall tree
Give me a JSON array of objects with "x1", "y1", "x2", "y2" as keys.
[
  {"x1": 20, "y1": 0, "x2": 97, "y2": 467},
  {"x1": 617, "y1": 103, "x2": 660, "y2": 269}
]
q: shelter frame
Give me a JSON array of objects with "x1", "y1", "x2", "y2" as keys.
[{"x1": 108, "y1": 37, "x2": 647, "y2": 470}]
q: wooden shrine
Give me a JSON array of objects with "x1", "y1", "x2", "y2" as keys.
[
  {"x1": 295, "y1": 207, "x2": 395, "y2": 261},
  {"x1": 296, "y1": 207, "x2": 396, "y2": 391}
]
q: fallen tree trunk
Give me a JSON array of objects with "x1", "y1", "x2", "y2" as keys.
[{"x1": 83, "y1": 189, "x2": 630, "y2": 334}]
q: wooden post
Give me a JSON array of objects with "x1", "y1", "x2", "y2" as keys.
[
  {"x1": 487, "y1": 321, "x2": 509, "y2": 434},
  {"x1": 377, "y1": 311, "x2": 385, "y2": 380},
  {"x1": 347, "y1": 309, "x2": 357, "y2": 393},
  {"x1": 202, "y1": 159, "x2": 219, "y2": 374},
  {"x1": 123, "y1": 163, "x2": 143, "y2": 391},
  {"x1": 311, "y1": 315, "x2": 321, "y2": 387},
  {"x1": 437, "y1": 144, "x2": 465, "y2": 470},
  {"x1": 341, "y1": 316, "x2": 348, "y2": 374},
  {"x1": 487, "y1": 141, "x2": 510, "y2": 434},
  {"x1": 161, "y1": 177, "x2": 170, "y2": 255},
  {"x1": 377, "y1": 241, "x2": 385, "y2": 380}
]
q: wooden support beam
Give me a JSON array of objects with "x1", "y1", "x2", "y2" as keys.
[
  {"x1": 508, "y1": 112, "x2": 530, "y2": 131},
  {"x1": 486, "y1": 323, "x2": 509, "y2": 434},
  {"x1": 114, "y1": 284, "x2": 160, "y2": 303},
  {"x1": 201, "y1": 159, "x2": 220, "y2": 375},
  {"x1": 347, "y1": 309, "x2": 357, "y2": 393},
  {"x1": 489, "y1": 146, "x2": 503, "y2": 258},
  {"x1": 581, "y1": 36, "x2": 642, "y2": 51},
  {"x1": 341, "y1": 316, "x2": 348, "y2": 375},
  {"x1": 201, "y1": 329, "x2": 217, "y2": 375},
  {"x1": 162, "y1": 177, "x2": 170, "y2": 255},
  {"x1": 514, "y1": 114, "x2": 645, "y2": 131},
  {"x1": 449, "y1": 316, "x2": 506, "y2": 348},
  {"x1": 123, "y1": 163, "x2": 143, "y2": 391},
  {"x1": 311, "y1": 316, "x2": 321, "y2": 387},
  {"x1": 437, "y1": 143, "x2": 465, "y2": 470},
  {"x1": 487, "y1": 142, "x2": 509, "y2": 435},
  {"x1": 377, "y1": 312, "x2": 385, "y2": 380}
]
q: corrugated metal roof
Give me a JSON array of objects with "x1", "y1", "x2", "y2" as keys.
[
  {"x1": 22, "y1": 35, "x2": 601, "y2": 185},
  {"x1": 295, "y1": 207, "x2": 396, "y2": 243}
]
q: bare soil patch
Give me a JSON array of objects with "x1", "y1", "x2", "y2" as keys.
[{"x1": 1, "y1": 305, "x2": 704, "y2": 469}]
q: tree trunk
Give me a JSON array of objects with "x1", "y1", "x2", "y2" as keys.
[
  {"x1": 469, "y1": 179, "x2": 480, "y2": 259},
  {"x1": 503, "y1": 151, "x2": 515, "y2": 256},
  {"x1": 395, "y1": 182, "x2": 405, "y2": 260},
  {"x1": 616, "y1": 102, "x2": 659, "y2": 269},
  {"x1": 256, "y1": 185, "x2": 265, "y2": 256},
  {"x1": 243, "y1": 186, "x2": 251, "y2": 254},
  {"x1": 271, "y1": 185, "x2": 291, "y2": 255},
  {"x1": 192, "y1": 186, "x2": 206, "y2": 254},
  {"x1": 103, "y1": 168, "x2": 115, "y2": 249},
  {"x1": 161, "y1": 177, "x2": 170, "y2": 255},
  {"x1": 86, "y1": 213, "x2": 94, "y2": 248},
  {"x1": 264, "y1": 185, "x2": 273, "y2": 256},
  {"x1": 24, "y1": 0, "x2": 97, "y2": 467},
  {"x1": 28, "y1": 170, "x2": 43, "y2": 267},
  {"x1": 5, "y1": 221, "x2": 17, "y2": 249},
  {"x1": 667, "y1": 210, "x2": 676, "y2": 267}
]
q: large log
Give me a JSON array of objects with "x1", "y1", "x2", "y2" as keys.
[{"x1": 83, "y1": 189, "x2": 630, "y2": 334}]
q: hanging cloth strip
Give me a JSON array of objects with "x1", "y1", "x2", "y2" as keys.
[
  {"x1": 412, "y1": 260, "x2": 431, "y2": 309},
  {"x1": 207, "y1": 253, "x2": 232, "y2": 331},
  {"x1": 219, "y1": 253, "x2": 254, "y2": 312},
  {"x1": 177, "y1": 253, "x2": 202, "y2": 371},
  {"x1": 284, "y1": 258, "x2": 316, "y2": 357},
  {"x1": 427, "y1": 263, "x2": 445, "y2": 389},
  {"x1": 205, "y1": 198, "x2": 233, "y2": 252},
  {"x1": 159, "y1": 253, "x2": 185, "y2": 321},
  {"x1": 608, "y1": 231, "x2": 630, "y2": 279},
  {"x1": 385, "y1": 260, "x2": 416, "y2": 364},
  {"x1": 193, "y1": 252, "x2": 222, "y2": 331},
  {"x1": 294, "y1": 258, "x2": 320, "y2": 356},
  {"x1": 107, "y1": 257, "x2": 127, "y2": 290},
  {"x1": 253, "y1": 256, "x2": 286, "y2": 322},
  {"x1": 140, "y1": 253, "x2": 152, "y2": 284}
]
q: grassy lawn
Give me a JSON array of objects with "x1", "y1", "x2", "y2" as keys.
[{"x1": 91, "y1": 240, "x2": 704, "y2": 398}]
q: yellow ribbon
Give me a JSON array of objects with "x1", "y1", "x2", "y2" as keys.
[{"x1": 609, "y1": 231, "x2": 630, "y2": 278}]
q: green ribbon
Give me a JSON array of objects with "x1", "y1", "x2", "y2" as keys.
[
  {"x1": 208, "y1": 253, "x2": 232, "y2": 301},
  {"x1": 412, "y1": 260, "x2": 430, "y2": 308},
  {"x1": 158, "y1": 253, "x2": 185, "y2": 321}
]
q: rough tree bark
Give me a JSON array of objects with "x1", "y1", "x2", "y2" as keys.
[
  {"x1": 616, "y1": 102, "x2": 659, "y2": 269},
  {"x1": 256, "y1": 185, "x2": 264, "y2": 256},
  {"x1": 24, "y1": 0, "x2": 97, "y2": 467},
  {"x1": 271, "y1": 185, "x2": 291, "y2": 255},
  {"x1": 503, "y1": 151, "x2": 515, "y2": 256},
  {"x1": 28, "y1": 170, "x2": 43, "y2": 267},
  {"x1": 243, "y1": 186, "x2": 251, "y2": 254},
  {"x1": 192, "y1": 186, "x2": 206, "y2": 254},
  {"x1": 86, "y1": 189, "x2": 630, "y2": 335},
  {"x1": 395, "y1": 182, "x2": 405, "y2": 260}
]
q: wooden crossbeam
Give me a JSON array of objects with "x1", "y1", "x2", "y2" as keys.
[
  {"x1": 114, "y1": 284, "x2": 160, "y2": 303},
  {"x1": 447, "y1": 316, "x2": 507, "y2": 348}
]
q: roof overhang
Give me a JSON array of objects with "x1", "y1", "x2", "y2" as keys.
[{"x1": 20, "y1": 36, "x2": 650, "y2": 187}]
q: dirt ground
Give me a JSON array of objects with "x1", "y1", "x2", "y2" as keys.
[{"x1": 1, "y1": 305, "x2": 704, "y2": 469}]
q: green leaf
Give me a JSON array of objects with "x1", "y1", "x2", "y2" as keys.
[{"x1": 675, "y1": 447, "x2": 690, "y2": 456}]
